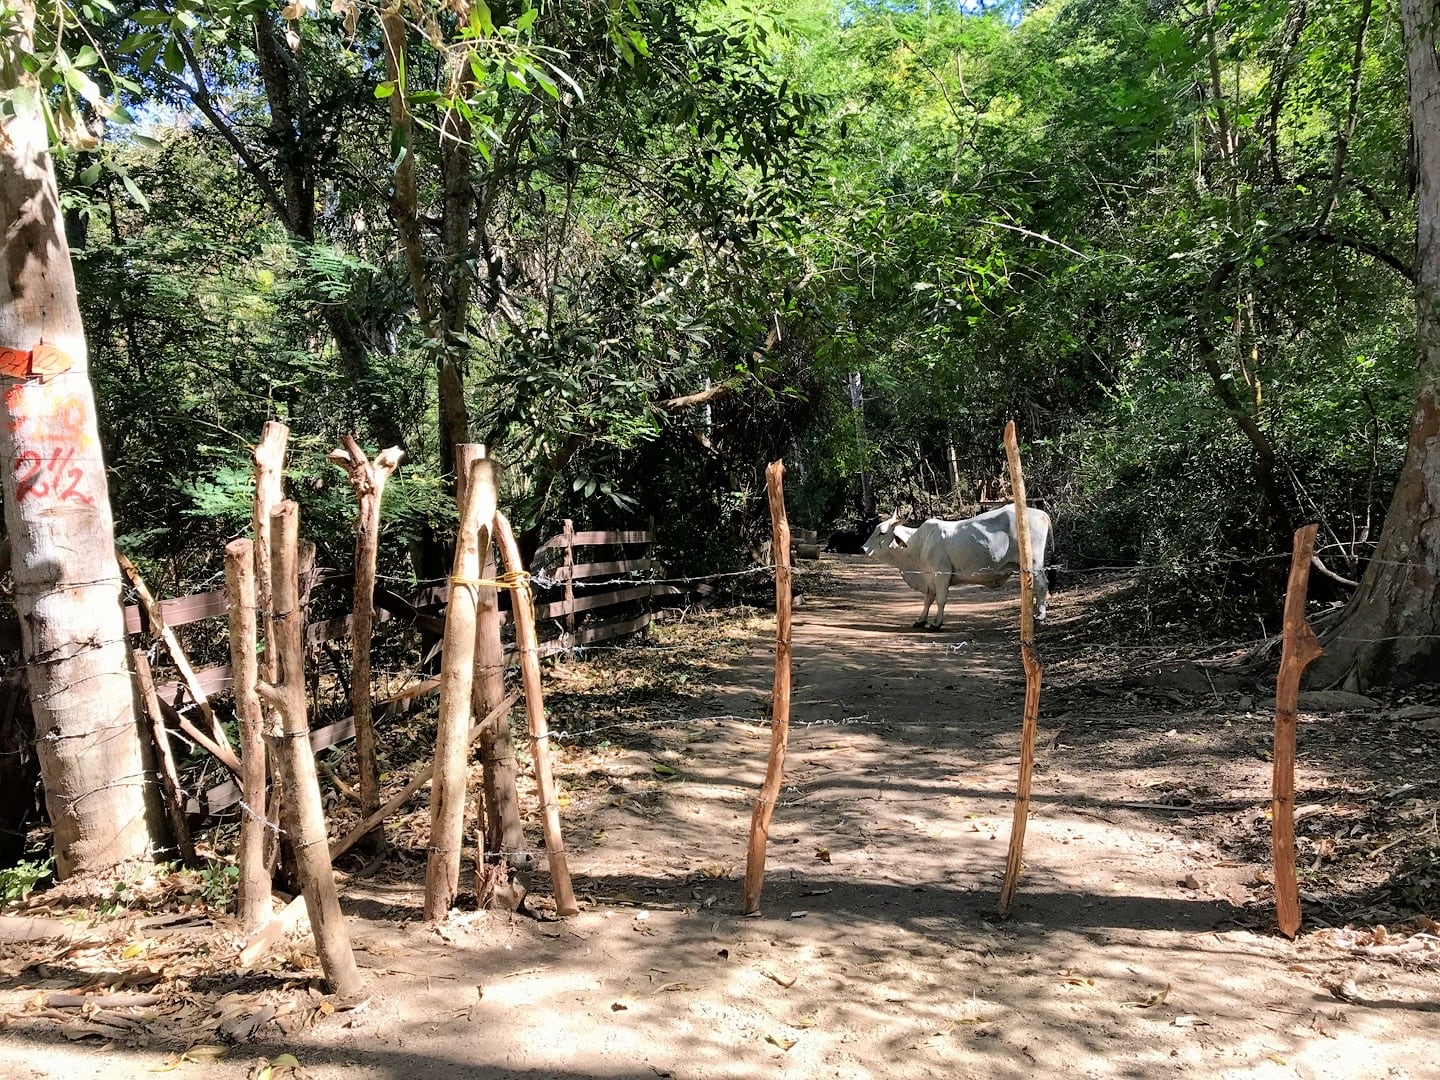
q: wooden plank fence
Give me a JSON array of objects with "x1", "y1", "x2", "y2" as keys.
[{"x1": 0, "y1": 527, "x2": 696, "y2": 816}]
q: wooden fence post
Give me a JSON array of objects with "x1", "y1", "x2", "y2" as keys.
[
  {"x1": 116, "y1": 551, "x2": 231, "y2": 759},
  {"x1": 999, "y1": 421, "x2": 1044, "y2": 915},
  {"x1": 561, "y1": 519, "x2": 577, "y2": 642},
  {"x1": 494, "y1": 509, "x2": 579, "y2": 916},
  {"x1": 1273, "y1": 523, "x2": 1322, "y2": 938},
  {"x1": 424, "y1": 457, "x2": 496, "y2": 921},
  {"x1": 225, "y1": 538, "x2": 271, "y2": 929},
  {"x1": 252, "y1": 421, "x2": 288, "y2": 873},
  {"x1": 457, "y1": 446, "x2": 526, "y2": 866},
  {"x1": 328, "y1": 436, "x2": 404, "y2": 853},
  {"x1": 255, "y1": 501, "x2": 360, "y2": 996},
  {"x1": 132, "y1": 649, "x2": 196, "y2": 867},
  {"x1": 742, "y1": 460, "x2": 793, "y2": 914}
]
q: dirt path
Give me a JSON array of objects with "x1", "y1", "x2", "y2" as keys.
[{"x1": 2, "y1": 557, "x2": 1435, "y2": 1079}]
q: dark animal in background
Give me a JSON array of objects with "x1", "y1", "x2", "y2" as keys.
[{"x1": 826, "y1": 517, "x2": 882, "y2": 555}]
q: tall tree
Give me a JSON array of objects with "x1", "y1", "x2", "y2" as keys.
[
  {"x1": 1313, "y1": 0, "x2": 1440, "y2": 687},
  {"x1": 1, "y1": 0, "x2": 162, "y2": 876}
]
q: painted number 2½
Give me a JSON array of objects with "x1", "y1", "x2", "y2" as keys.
[{"x1": 15, "y1": 447, "x2": 93, "y2": 505}]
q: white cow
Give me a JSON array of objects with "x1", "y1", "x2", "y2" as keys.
[{"x1": 862, "y1": 503, "x2": 1051, "y2": 628}]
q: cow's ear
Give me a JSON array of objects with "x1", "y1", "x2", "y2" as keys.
[{"x1": 894, "y1": 534, "x2": 908, "y2": 548}]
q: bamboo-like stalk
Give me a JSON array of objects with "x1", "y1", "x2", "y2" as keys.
[
  {"x1": 493, "y1": 509, "x2": 579, "y2": 916},
  {"x1": 742, "y1": 460, "x2": 793, "y2": 914},
  {"x1": 999, "y1": 421, "x2": 1044, "y2": 915},
  {"x1": 132, "y1": 649, "x2": 196, "y2": 867},
  {"x1": 1273, "y1": 523, "x2": 1322, "y2": 938},
  {"x1": 116, "y1": 550, "x2": 232, "y2": 758},
  {"x1": 456, "y1": 446, "x2": 526, "y2": 863},
  {"x1": 225, "y1": 538, "x2": 270, "y2": 930},
  {"x1": 423, "y1": 457, "x2": 497, "y2": 921},
  {"x1": 256, "y1": 502, "x2": 360, "y2": 997},
  {"x1": 328, "y1": 436, "x2": 404, "y2": 853}
]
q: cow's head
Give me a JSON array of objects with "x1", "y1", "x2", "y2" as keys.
[{"x1": 861, "y1": 513, "x2": 907, "y2": 556}]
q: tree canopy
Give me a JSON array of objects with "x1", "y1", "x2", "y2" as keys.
[{"x1": 5, "y1": 0, "x2": 1433, "y2": 679}]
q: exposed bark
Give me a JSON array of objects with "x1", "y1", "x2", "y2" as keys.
[
  {"x1": 493, "y1": 509, "x2": 578, "y2": 916},
  {"x1": 116, "y1": 550, "x2": 231, "y2": 758},
  {"x1": 1272, "y1": 525, "x2": 1323, "y2": 938},
  {"x1": 0, "y1": 1, "x2": 162, "y2": 877},
  {"x1": 741, "y1": 461, "x2": 793, "y2": 915},
  {"x1": 423, "y1": 457, "x2": 496, "y2": 920},
  {"x1": 457, "y1": 446, "x2": 525, "y2": 863},
  {"x1": 328, "y1": 437, "x2": 403, "y2": 854},
  {"x1": 1312, "y1": 0, "x2": 1440, "y2": 688},
  {"x1": 225, "y1": 539, "x2": 271, "y2": 930},
  {"x1": 998, "y1": 423, "x2": 1044, "y2": 916},
  {"x1": 256, "y1": 502, "x2": 360, "y2": 996},
  {"x1": 132, "y1": 650, "x2": 196, "y2": 867},
  {"x1": 252, "y1": 422, "x2": 288, "y2": 875}
]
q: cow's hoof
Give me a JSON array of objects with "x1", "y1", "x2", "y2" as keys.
[{"x1": 911, "y1": 620, "x2": 928, "y2": 629}]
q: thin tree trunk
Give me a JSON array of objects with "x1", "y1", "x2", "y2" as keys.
[
  {"x1": 1313, "y1": 0, "x2": 1374, "y2": 230},
  {"x1": 1313, "y1": 0, "x2": 1440, "y2": 688},
  {"x1": 0, "y1": 1, "x2": 161, "y2": 876}
]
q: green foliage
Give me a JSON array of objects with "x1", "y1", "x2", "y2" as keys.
[
  {"x1": 17, "y1": 0, "x2": 1424, "y2": 625},
  {"x1": 0, "y1": 856, "x2": 54, "y2": 906}
]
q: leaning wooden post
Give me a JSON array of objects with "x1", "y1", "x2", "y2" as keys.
[
  {"x1": 225, "y1": 538, "x2": 271, "y2": 930},
  {"x1": 328, "y1": 436, "x2": 404, "y2": 853},
  {"x1": 132, "y1": 650, "x2": 197, "y2": 867},
  {"x1": 457, "y1": 446, "x2": 525, "y2": 863},
  {"x1": 116, "y1": 550, "x2": 232, "y2": 759},
  {"x1": 256, "y1": 502, "x2": 361, "y2": 997},
  {"x1": 999, "y1": 421, "x2": 1044, "y2": 916},
  {"x1": 1273, "y1": 523, "x2": 1323, "y2": 939},
  {"x1": 742, "y1": 460, "x2": 793, "y2": 914},
  {"x1": 494, "y1": 509, "x2": 579, "y2": 916},
  {"x1": 252, "y1": 421, "x2": 288, "y2": 871},
  {"x1": 423, "y1": 457, "x2": 496, "y2": 921}
]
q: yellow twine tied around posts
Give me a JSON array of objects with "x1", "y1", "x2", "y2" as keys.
[{"x1": 451, "y1": 570, "x2": 531, "y2": 591}]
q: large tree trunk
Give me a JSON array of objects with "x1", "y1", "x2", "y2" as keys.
[
  {"x1": 0, "y1": 3, "x2": 162, "y2": 876},
  {"x1": 1312, "y1": 0, "x2": 1440, "y2": 688}
]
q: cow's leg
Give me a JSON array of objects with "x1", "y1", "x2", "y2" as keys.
[
  {"x1": 1034, "y1": 559, "x2": 1049, "y2": 621},
  {"x1": 914, "y1": 579, "x2": 935, "y2": 627},
  {"x1": 930, "y1": 572, "x2": 953, "y2": 628}
]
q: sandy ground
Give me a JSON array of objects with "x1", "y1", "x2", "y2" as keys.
[{"x1": 2, "y1": 556, "x2": 1437, "y2": 1079}]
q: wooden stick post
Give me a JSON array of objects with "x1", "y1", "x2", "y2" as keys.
[
  {"x1": 742, "y1": 460, "x2": 793, "y2": 915},
  {"x1": 456, "y1": 446, "x2": 525, "y2": 863},
  {"x1": 252, "y1": 421, "x2": 288, "y2": 872},
  {"x1": 561, "y1": 519, "x2": 577, "y2": 641},
  {"x1": 334, "y1": 692, "x2": 519, "y2": 862},
  {"x1": 132, "y1": 649, "x2": 196, "y2": 866},
  {"x1": 225, "y1": 538, "x2": 271, "y2": 930},
  {"x1": 1273, "y1": 524, "x2": 1322, "y2": 938},
  {"x1": 256, "y1": 502, "x2": 360, "y2": 997},
  {"x1": 116, "y1": 550, "x2": 232, "y2": 759},
  {"x1": 494, "y1": 509, "x2": 579, "y2": 916},
  {"x1": 423, "y1": 457, "x2": 496, "y2": 921},
  {"x1": 328, "y1": 436, "x2": 404, "y2": 853},
  {"x1": 999, "y1": 421, "x2": 1044, "y2": 915}
]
